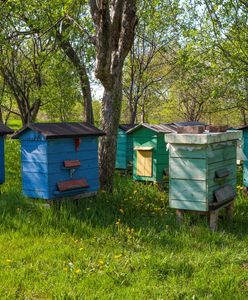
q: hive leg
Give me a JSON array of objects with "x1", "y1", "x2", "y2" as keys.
[
  {"x1": 176, "y1": 210, "x2": 184, "y2": 223},
  {"x1": 209, "y1": 210, "x2": 219, "y2": 231},
  {"x1": 225, "y1": 202, "x2": 234, "y2": 220}
]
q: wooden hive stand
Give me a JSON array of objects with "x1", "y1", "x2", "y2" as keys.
[{"x1": 176, "y1": 200, "x2": 234, "y2": 231}]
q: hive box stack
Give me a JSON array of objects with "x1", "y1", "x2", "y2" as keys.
[
  {"x1": 165, "y1": 129, "x2": 241, "y2": 212},
  {"x1": 12, "y1": 122, "x2": 105, "y2": 200},
  {"x1": 0, "y1": 124, "x2": 14, "y2": 184}
]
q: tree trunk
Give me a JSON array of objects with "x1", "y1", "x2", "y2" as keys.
[
  {"x1": 89, "y1": 0, "x2": 137, "y2": 191},
  {"x1": 98, "y1": 72, "x2": 122, "y2": 191}
]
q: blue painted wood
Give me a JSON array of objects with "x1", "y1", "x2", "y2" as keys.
[
  {"x1": 0, "y1": 137, "x2": 5, "y2": 184},
  {"x1": 18, "y1": 130, "x2": 100, "y2": 200}
]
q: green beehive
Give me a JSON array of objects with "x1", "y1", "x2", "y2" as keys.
[
  {"x1": 115, "y1": 124, "x2": 136, "y2": 170},
  {"x1": 127, "y1": 123, "x2": 177, "y2": 182},
  {"x1": 165, "y1": 131, "x2": 242, "y2": 212}
]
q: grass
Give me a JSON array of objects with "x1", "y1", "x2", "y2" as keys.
[{"x1": 1, "y1": 138, "x2": 248, "y2": 299}]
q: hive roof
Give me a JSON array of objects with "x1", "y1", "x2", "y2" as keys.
[
  {"x1": 0, "y1": 124, "x2": 14, "y2": 135},
  {"x1": 12, "y1": 122, "x2": 105, "y2": 139}
]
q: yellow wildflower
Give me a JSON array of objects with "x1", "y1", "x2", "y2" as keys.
[
  {"x1": 98, "y1": 259, "x2": 104, "y2": 265},
  {"x1": 75, "y1": 269, "x2": 81, "y2": 274},
  {"x1": 63, "y1": 267, "x2": 68, "y2": 272},
  {"x1": 79, "y1": 247, "x2": 84, "y2": 251},
  {"x1": 114, "y1": 254, "x2": 122, "y2": 259},
  {"x1": 119, "y1": 208, "x2": 124, "y2": 214},
  {"x1": 6, "y1": 259, "x2": 12, "y2": 263},
  {"x1": 115, "y1": 219, "x2": 121, "y2": 225}
]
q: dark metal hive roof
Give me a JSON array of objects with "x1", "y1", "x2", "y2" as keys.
[
  {"x1": 236, "y1": 125, "x2": 248, "y2": 130},
  {"x1": 127, "y1": 123, "x2": 177, "y2": 134},
  {"x1": 119, "y1": 124, "x2": 137, "y2": 131},
  {"x1": 0, "y1": 124, "x2": 14, "y2": 135},
  {"x1": 12, "y1": 122, "x2": 105, "y2": 139},
  {"x1": 127, "y1": 121, "x2": 207, "y2": 134}
]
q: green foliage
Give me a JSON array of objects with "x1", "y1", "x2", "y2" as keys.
[{"x1": 1, "y1": 139, "x2": 248, "y2": 298}]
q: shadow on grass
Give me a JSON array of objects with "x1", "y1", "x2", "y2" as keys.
[{"x1": 1, "y1": 168, "x2": 248, "y2": 253}]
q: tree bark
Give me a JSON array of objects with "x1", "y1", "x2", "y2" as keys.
[
  {"x1": 98, "y1": 71, "x2": 122, "y2": 190},
  {"x1": 89, "y1": 0, "x2": 137, "y2": 191},
  {"x1": 56, "y1": 31, "x2": 94, "y2": 124}
]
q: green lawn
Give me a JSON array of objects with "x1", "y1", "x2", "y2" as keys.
[{"x1": 1, "y1": 139, "x2": 248, "y2": 299}]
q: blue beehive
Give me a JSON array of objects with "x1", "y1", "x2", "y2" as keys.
[
  {"x1": 237, "y1": 125, "x2": 248, "y2": 188},
  {"x1": 0, "y1": 124, "x2": 14, "y2": 184},
  {"x1": 12, "y1": 122, "x2": 105, "y2": 200}
]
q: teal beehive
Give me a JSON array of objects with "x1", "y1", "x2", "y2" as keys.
[
  {"x1": 166, "y1": 130, "x2": 241, "y2": 212},
  {"x1": 237, "y1": 125, "x2": 248, "y2": 188},
  {"x1": 115, "y1": 124, "x2": 136, "y2": 170}
]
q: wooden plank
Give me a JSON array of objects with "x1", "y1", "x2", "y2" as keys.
[
  {"x1": 136, "y1": 150, "x2": 152, "y2": 176},
  {"x1": 170, "y1": 179, "x2": 207, "y2": 202},
  {"x1": 170, "y1": 199, "x2": 208, "y2": 211},
  {"x1": 57, "y1": 179, "x2": 89, "y2": 192},
  {"x1": 64, "y1": 160, "x2": 80, "y2": 168},
  {"x1": 170, "y1": 146, "x2": 207, "y2": 159},
  {"x1": 170, "y1": 157, "x2": 207, "y2": 180}
]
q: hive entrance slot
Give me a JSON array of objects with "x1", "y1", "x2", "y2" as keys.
[
  {"x1": 211, "y1": 184, "x2": 236, "y2": 209},
  {"x1": 64, "y1": 160, "x2": 81, "y2": 168},
  {"x1": 57, "y1": 179, "x2": 89, "y2": 192},
  {"x1": 215, "y1": 168, "x2": 230, "y2": 179}
]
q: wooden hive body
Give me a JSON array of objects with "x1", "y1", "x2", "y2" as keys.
[
  {"x1": 13, "y1": 123, "x2": 104, "y2": 200},
  {"x1": 166, "y1": 131, "x2": 241, "y2": 211},
  {"x1": 132, "y1": 127, "x2": 169, "y2": 182},
  {"x1": 115, "y1": 128, "x2": 134, "y2": 170}
]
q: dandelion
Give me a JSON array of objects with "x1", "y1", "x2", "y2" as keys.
[
  {"x1": 79, "y1": 247, "x2": 84, "y2": 251},
  {"x1": 98, "y1": 259, "x2": 104, "y2": 265},
  {"x1": 75, "y1": 269, "x2": 81, "y2": 274},
  {"x1": 115, "y1": 219, "x2": 121, "y2": 225},
  {"x1": 63, "y1": 267, "x2": 68, "y2": 272},
  {"x1": 114, "y1": 254, "x2": 122, "y2": 259},
  {"x1": 6, "y1": 259, "x2": 12, "y2": 263},
  {"x1": 119, "y1": 208, "x2": 124, "y2": 214},
  {"x1": 133, "y1": 190, "x2": 138, "y2": 194}
]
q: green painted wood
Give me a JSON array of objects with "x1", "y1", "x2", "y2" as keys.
[
  {"x1": 208, "y1": 178, "x2": 236, "y2": 203},
  {"x1": 168, "y1": 134, "x2": 239, "y2": 212},
  {"x1": 170, "y1": 199, "x2": 208, "y2": 211},
  {"x1": 170, "y1": 157, "x2": 207, "y2": 180},
  {"x1": 116, "y1": 128, "x2": 127, "y2": 169},
  {"x1": 170, "y1": 179, "x2": 207, "y2": 202},
  {"x1": 208, "y1": 164, "x2": 236, "y2": 187},
  {"x1": 170, "y1": 147, "x2": 207, "y2": 159},
  {"x1": 132, "y1": 129, "x2": 168, "y2": 182},
  {"x1": 133, "y1": 127, "x2": 158, "y2": 182}
]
